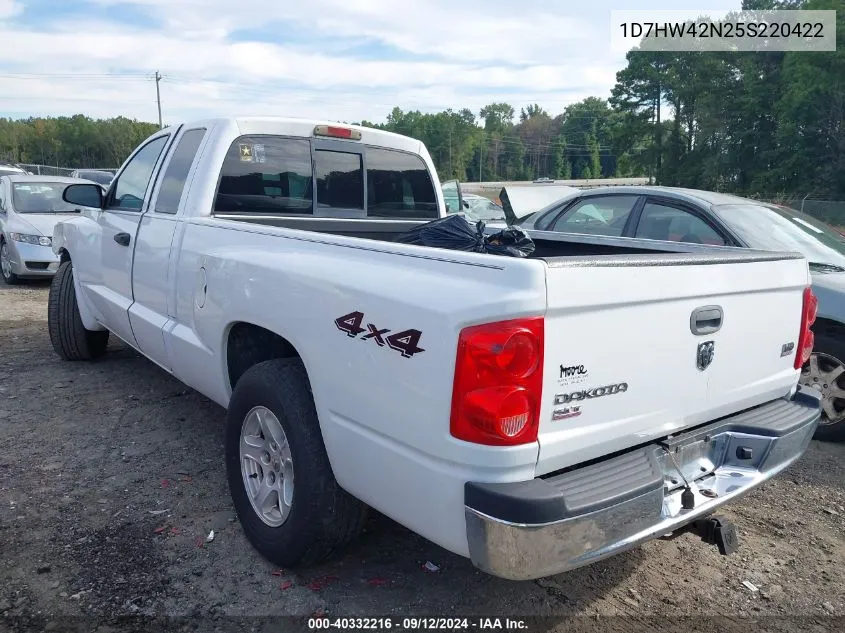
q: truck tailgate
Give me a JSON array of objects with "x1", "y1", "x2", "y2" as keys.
[{"x1": 536, "y1": 253, "x2": 809, "y2": 476}]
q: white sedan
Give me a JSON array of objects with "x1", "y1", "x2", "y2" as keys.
[{"x1": 0, "y1": 175, "x2": 88, "y2": 284}]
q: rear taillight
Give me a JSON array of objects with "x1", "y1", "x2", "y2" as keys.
[
  {"x1": 450, "y1": 317, "x2": 544, "y2": 446},
  {"x1": 313, "y1": 125, "x2": 362, "y2": 140},
  {"x1": 795, "y1": 287, "x2": 818, "y2": 369}
]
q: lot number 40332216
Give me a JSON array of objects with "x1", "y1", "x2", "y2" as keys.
[{"x1": 334, "y1": 311, "x2": 425, "y2": 358}]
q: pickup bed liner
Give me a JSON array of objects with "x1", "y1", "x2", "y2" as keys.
[{"x1": 214, "y1": 212, "x2": 805, "y2": 264}]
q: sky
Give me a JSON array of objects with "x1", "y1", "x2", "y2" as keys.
[{"x1": 0, "y1": 0, "x2": 742, "y2": 125}]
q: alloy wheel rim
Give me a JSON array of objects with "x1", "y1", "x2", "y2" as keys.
[
  {"x1": 240, "y1": 406, "x2": 294, "y2": 527},
  {"x1": 0, "y1": 243, "x2": 11, "y2": 279},
  {"x1": 800, "y1": 352, "x2": 845, "y2": 426}
]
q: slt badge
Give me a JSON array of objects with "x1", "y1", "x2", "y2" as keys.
[{"x1": 697, "y1": 341, "x2": 715, "y2": 371}]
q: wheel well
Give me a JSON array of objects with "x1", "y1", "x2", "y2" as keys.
[
  {"x1": 813, "y1": 317, "x2": 845, "y2": 339},
  {"x1": 58, "y1": 249, "x2": 71, "y2": 264},
  {"x1": 226, "y1": 322, "x2": 301, "y2": 390}
]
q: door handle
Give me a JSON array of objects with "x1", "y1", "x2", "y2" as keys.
[
  {"x1": 114, "y1": 232, "x2": 131, "y2": 247},
  {"x1": 690, "y1": 305, "x2": 723, "y2": 335}
]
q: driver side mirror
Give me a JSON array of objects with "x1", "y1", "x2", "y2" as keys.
[{"x1": 63, "y1": 183, "x2": 104, "y2": 209}]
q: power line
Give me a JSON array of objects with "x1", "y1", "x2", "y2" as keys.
[{"x1": 0, "y1": 72, "x2": 155, "y2": 80}]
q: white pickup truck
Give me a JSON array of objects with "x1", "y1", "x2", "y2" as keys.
[{"x1": 50, "y1": 117, "x2": 820, "y2": 580}]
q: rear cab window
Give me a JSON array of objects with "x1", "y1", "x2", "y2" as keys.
[
  {"x1": 315, "y1": 149, "x2": 364, "y2": 214},
  {"x1": 213, "y1": 135, "x2": 437, "y2": 220},
  {"x1": 367, "y1": 148, "x2": 437, "y2": 219},
  {"x1": 215, "y1": 136, "x2": 313, "y2": 214}
]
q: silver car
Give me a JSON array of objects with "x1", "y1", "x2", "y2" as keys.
[
  {"x1": 69, "y1": 169, "x2": 114, "y2": 187},
  {"x1": 516, "y1": 185, "x2": 845, "y2": 441},
  {"x1": 0, "y1": 176, "x2": 86, "y2": 284}
]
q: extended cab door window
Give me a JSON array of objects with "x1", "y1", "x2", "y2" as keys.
[
  {"x1": 366, "y1": 147, "x2": 438, "y2": 219},
  {"x1": 106, "y1": 135, "x2": 169, "y2": 211},
  {"x1": 153, "y1": 128, "x2": 206, "y2": 214},
  {"x1": 214, "y1": 136, "x2": 313, "y2": 214},
  {"x1": 549, "y1": 195, "x2": 640, "y2": 237},
  {"x1": 634, "y1": 200, "x2": 727, "y2": 245}
]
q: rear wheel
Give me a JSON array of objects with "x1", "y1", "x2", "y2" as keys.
[
  {"x1": 0, "y1": 240, "x2": 21, "y2": 285},
  {"x1": 225, "y1": 358, "x2": 367, "y2": 567},
  {"x1": 48, "y1": 261, "x2": 109, "y2": 361},
  {"x1": 799, "y1": 333, "x2": 845, "y2": 442}
]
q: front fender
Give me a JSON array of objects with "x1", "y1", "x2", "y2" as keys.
[{"x1": 52, "y1": 222, "x2": 106, "y2": 332}]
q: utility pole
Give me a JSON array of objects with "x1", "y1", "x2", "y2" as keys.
[
  {"x1": 478, "y1": 134, "x2": 483, "y2": 183},
  {"x1": 155, "y1": 71, "x2": 163, "y2": 129},
  {"x1": 448, "y1": 126, "x2": 453, "y2": 178}
]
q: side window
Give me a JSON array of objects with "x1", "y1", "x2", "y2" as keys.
[
  {"x1": 635, "y1": 201, "x2": 726, "y2": 245},
  {"x1": 315, "y1": 150, "x2": 363, "y2": 211},
  {"x1": 366, "y1": 147, "x2": 437, "y2": 219},
  {"x1": 215, "y1": 136, "x2": 313, "y2": 214},
  {"x1": 0, "y1": 179, "x2": 6, "y2": 212},
  {"x1": 551, "y1": 195, "x2": 639, "y2": 237},
  {"x1": 154, "y1": 128, "x2": 206, "y2": 214},
  {"x1": 441, "y1": 180, "x2": 463, "y2": 214},
  {"x1": 108, "y1": 135, "x2": 169, "y2": 211}
]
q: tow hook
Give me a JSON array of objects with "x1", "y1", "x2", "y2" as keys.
[{"x1": 689, "y1": 515, "x2": 739, "y2": 555}]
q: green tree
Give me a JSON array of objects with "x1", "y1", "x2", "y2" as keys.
[
  {"x1": 480, "y1": 103, "x2": 515, "y2": 131},
  {"x1": 586, "y1": 130, "x2": 601, "y2": 178},
  {"x1": 611, "y1": 51, "x2": 669, "y2": 182},
  {"x1": 550, "y1": 133, "x2": 570, "y2": 179}
]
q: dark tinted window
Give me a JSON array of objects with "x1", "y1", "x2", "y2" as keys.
[
  {"x1": 109, "y1": 135, "x2": 169, "y2": 211},
  {"x1": 77, "y1": 170, "x2": 113, "y2": 185},
  {"x1": 635, "y1": 202, "x2": 725, "y2": 245},
  {"x1": 551, "y1": 195, "x2": 639, "y2": 237},
  {"x1": 155, "y1": 129, "x2": 206, "y2": 214},
  {"x1": 366, "y1": 148, "x2": 437, "y2": 219},
  {"x1": 215, "y1": 136, "x2": 312, "y2": 214},
  {"x1": 315, "y1": 150, "x2": 363, "y2": 211}
]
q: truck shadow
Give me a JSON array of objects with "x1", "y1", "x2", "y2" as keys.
[
  {"x1": 84, "y1": 340, "x2": 648, "y2": 615},
  {"x1": 7, "y1": 327, "x2": 843, "y2": 621}
]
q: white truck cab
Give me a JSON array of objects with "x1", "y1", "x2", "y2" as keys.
[{"x1": 48, "y1": 117, "x2": 820, "y2": 580}]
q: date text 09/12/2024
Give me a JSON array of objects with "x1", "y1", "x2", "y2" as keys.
[{"x1": 308, "y1": 618, "x2": 529, "y2": 630}]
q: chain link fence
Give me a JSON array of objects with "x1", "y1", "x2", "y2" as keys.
[
  {"x1": 15, "y1": 164, "x2": 118, "y2": 176},
  {"x1": 787, "y1": 199, "x2": 845, "y2": 229},
  {"x1": 10, "y1": 165, "x2": 845, "y2": 229},
  {"x1": 753, "y1": 195, "x2": 845, "y2": 229}
]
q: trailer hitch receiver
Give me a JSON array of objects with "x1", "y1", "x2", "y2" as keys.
[{"x1": 690, "y1": 515, "x2": 739, "y2": 555}]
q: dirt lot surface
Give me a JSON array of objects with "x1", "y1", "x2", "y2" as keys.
[{"x1": 0, "y1": 281, "x2": 843, "y2": 632}]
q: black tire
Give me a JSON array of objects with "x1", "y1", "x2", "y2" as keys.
[
  {"x1": 48, "y1": 261, "x2": 110, "y2": 361},
  {"x1": 225, "y1": 358, "x2": 367, "y2": 567},
  {"x1": 804, "y1": 332, "x2": 845, "y2": 442},
  {"x1": 0, "y1": 239, "x2": 21, "y2": 285}
]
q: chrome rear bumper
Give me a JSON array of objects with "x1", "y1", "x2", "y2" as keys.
[{"x1": 465, "y1": 388, "x2": 820, "y2": 580}]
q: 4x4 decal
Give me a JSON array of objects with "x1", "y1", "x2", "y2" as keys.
[{"x1": 334, "y1": 311, "x2": 425, "y2": 358}]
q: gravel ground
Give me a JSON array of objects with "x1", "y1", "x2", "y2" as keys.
[{"x1": 0, "y1": 281, "x2": 843, "y2": 632}]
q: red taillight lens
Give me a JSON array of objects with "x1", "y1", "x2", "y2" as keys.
[
  {"x1": 313, "y1": 125, "x2": 362, "y2": 140},
  {"x1": 450, "y1": 317, "x2": 544, "y2": 446},
  {"x1": 795, "y1": 287, "x2": 818, "y2": 369}
]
